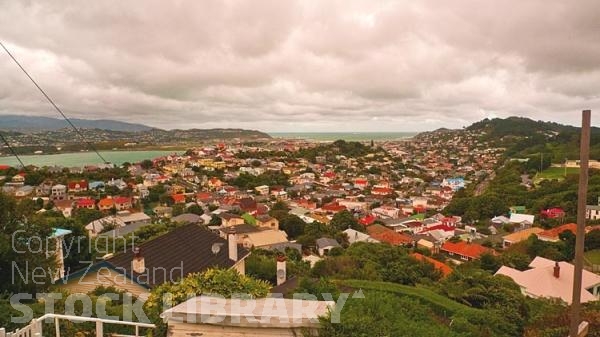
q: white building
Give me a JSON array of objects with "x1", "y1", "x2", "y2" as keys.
[{"x1": 495, "y1": 256, "x2": 600, "y2": 304}]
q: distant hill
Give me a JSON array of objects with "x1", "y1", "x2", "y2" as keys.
[
  {"x1": 468, "y1": 116, "x2": 600, "y2": 161},
  {"x1": 466, "y1": 116, "x2": 600, "y2": 137},
  {"x1": 0, "y1": 115, "x2": 153, "y2": 132}
]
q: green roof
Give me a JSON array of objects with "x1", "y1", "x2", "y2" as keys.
[{"x1": 241, "y1": 213, "x2": 257, "y2": 225}]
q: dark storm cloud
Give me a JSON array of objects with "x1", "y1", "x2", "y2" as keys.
[{"x1": 0, "y1": 0, "x2": 599, "y2": 131}]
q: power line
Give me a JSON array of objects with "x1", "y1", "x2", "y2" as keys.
[
  {"x1": 0, "y1": 132, "x2": 26, "y2": 168},
  {"x1": 0, "y1": 41, "x2": 109, "y2": 164}
]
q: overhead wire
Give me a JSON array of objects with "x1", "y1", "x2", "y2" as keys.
[
  {"x1": 0, "y1": 132, "x2": 25, "y2": 168},
  {"x1": 0, "y1": 41, "x2": 109, "y2": 164}
]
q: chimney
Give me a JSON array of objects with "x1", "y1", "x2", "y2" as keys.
[
  {"x1": 553, "y1": 261, "x2": 560, "y2": 278},
  {"x1": 228, "y1": 228, "x2": 238, "y2": 262},
  {"x1": 276, "y1": 255, "x2": 287, "y2": 286},
  {"x1": 132, "y1": 247, "x2": 145, "y2": 274}
]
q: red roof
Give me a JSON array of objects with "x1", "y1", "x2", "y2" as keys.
[
  {"x1": 420, "y1": 224, "x2": 455, "y2": 233},
  {"x1": 411, "y1": 253, "x2": 452, "y2": 277},
  {"x1": 371, "y1": 187, "x2": 393, "y2": 195},
  {"x1": 0, "y1": 165, "x2": 11, "y2": 170},
  {"x1": 441, "y1": 241, "x2": 493, "y2": 260},
  {"x1": 196, "y1": 192, "x2": 212, "y2": 202},
  {"x1": 76, "y1": 198, "x2": 95, "y2": 207},
  {"x1": 367, "y1": 224, "x2": 413, "y2": 246},
  {"x1": 359, "y1": 214, "x2": 377, "y2": 226},
  {"x1": 537, "y1": 223, "x2": 577, "y2": 240},
  {"x1": 323, "y1": 171, "x2": 336, "y2": 178},
  {"x1": 540, "y1": 208, "x2": 566, "y2": 219},
  {"x1": 98, "y1": 198, "x2": 114, "y2": 207},
  {"x1": 322, "y1": 202, "x2": 347, "y2": 213},
  {"x1": 114, "y1": 196, "x2": 131, "y2": 204},
  {"x1": 355, "y1": 178, "x2": 368, "y2": 185},
  {"x1": 172, "y1": 194, "x2": 186, "y2": 203},
  {"x1": 68, "y1": 180, "x2": 88, "y2": 190}
]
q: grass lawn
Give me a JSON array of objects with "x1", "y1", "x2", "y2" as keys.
[
  {"x1": 534, "y1": 166, "x2": 579, "y2": 183},
  {"x1": 584, "y1": 249, "x2": 600, "y2": 265}
]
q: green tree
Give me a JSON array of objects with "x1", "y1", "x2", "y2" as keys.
[
  {"x1": 140, "y1": 159, "x2": 153, "y2": 170},
  {"x1": 279, "y1": 214, "x2": 305, "y2": 239},
  {"x1": 209, "y1": 214, "x2": 222, "y2": 226},
  {"x1": 172, "y1": 203, "x2": 185, "y2": 217},
  {"x1": 187, "y1": 204, "x2": 204, "y2": 216},
  {"x1": 72, "y1": 207, "x2": 103, "y2": 226},
  {"x1": 330, "y1": 210, "x2": 362, "y2": 232},
  {"x1": 0, "y1": 193, "x2": 57, "y2": 294}
]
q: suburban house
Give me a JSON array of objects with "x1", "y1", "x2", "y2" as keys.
[
  {"x1": 343, "y1": 228, "x2": 379, "y2": 244},
  {"x1": 366, "y1": 224, "x2": 413, "y2": 246},
  {"x1": 68, "y1": 180, "x2": 89, "y2": 193},
  {"x1": 411, "y1": 253, "x2": 452, "y2": 277},
  {"x1": 502, "y1": 227, "x2": 544, "y2": 248},
  {"x1": 61, "y1": 224, "x2": 249, "y2": 298},
  {"x1": 440, "y1": 177, "x2": 465, "y2": 191},
  {"x1": 172, "y1": 213, "x2": 203, "y2": 225},
  {"x1": 509, "y1": 213, "x2": 535, "y2": 225},
  {"x1": 587, "y1": 201, "x2": 600, "y2": 220},
  {"x1": 540, "y1": 207, "x2": 565, "y2": 219},
  {"x1": 220, "y1": 213, "x2": 245, "y2": 227},
  {"x1": 316, "y1": 237, "x2": 341, "y2": 256},
  {"x1": 98, "y1": 197, "x2": 115, "y2": 211},
  {"x1": 536, "y1": 223, "x2": 577, "y2": 242},
  {"x1": 441, "y1": 240, "x2": 494, "y2": 261},
  {"x1": 239, "y1": 230, "x2": 289, "y2": 249},
  {"x1": 255, "y1": 215, "x2": 279, "y2": 230},
  {"x1": 114, "y1": 196, "x2": 133, "y2": 211},
  {"x1": 509, "y1": 206, "x2": 527, "y2": 215},
  {"x1": 53, "y1": 200, "x2": 74, "y2": 218},
  {"x1": 85, "y1": 211, "x2": 151, "y2": 237},
  {"x1": 75, "y1": 198, "x2": 96, "y2": 209},
  {"x1": 51, "y1": 184, "x2": 67, "y2": 201},
  {"x1": 495, "y1": 256, "x2": 600, "y2": 304},
  {"x1": 160, "y1": 296, "x2": 334, "y2": 337},
  {"x1": 153, "y1": 206, "x2": 173, "y2": 218},
  {"x1": 15, "y1": 185, "x2": 33, "y2": 197},
  {"x1": 254, "y1": 185, "x2": 269, "y2": 196},
  {"x1": 172, "y1": 193, "x2": 186, "y2": 204}
]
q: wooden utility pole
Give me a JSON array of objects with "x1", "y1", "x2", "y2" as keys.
[{"x1": 569, "y1": 110, "x2": 591, "y2": 337}]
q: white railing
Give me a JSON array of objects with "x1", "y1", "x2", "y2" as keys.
[{"x1": 0, "y1": 314, "x2": 155, "y2": 337}]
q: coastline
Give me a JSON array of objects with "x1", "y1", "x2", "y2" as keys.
[{"x1": 0, "y1": 149, "x2": 181, "y2": 167}]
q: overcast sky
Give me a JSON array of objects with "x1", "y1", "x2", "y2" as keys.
[{"x1": 1, "y1": 1, "x2": 599, "y2": 132}]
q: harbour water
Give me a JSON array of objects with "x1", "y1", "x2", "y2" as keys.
[{"x1": 0, "y1": 150, "x2": 178, "y2": 167}]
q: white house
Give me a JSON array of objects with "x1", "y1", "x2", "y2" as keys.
[
  {"x1": 160, "y1": 296, "x2": 334, "y2": 337},
  {"x1": 51, "y1": 184, "x2": 67, "y2": 201},
  {"x1": 343, "y1": 228, "x2": 379, "y2": 244},
  {"x1": 315, "y1": 237, "x2": 341, "y2": 256},
  {"x1": 495, "y1": 256, "x2": 600, "y2": 304},
  {"x1": 509, "y1": 213, "x2": 535, "y2": 225}
]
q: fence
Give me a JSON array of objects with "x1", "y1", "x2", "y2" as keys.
[{"x1": 0, "y1": 314, "x2": 155, "y2": 337}]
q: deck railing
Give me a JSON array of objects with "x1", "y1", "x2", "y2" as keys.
[{"x1": 0, "y1": 314, "x2": 155, "y2": 337}]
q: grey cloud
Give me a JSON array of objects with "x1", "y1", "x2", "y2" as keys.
[{"x1": 0, "y1": 0, "x2": 598, "y2": 131}]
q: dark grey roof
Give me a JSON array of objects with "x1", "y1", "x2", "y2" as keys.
[
  {"x1": 107, "y1": 224, "x2": 249, "y2": 287},
  {"x1": 315, "y1": 237, "x2": 340, "y2": 249},
  {"x1": 219, "y1": 223, "x2": 260, "y2": 235},
  {"x1": 265, "y1": 242, "x2": 302, "y2": 254},
  {"x1": 172, "y1": 213, "x2": 203, "y2": 224},
  {"x1": 98, "y1": 222, "x2": 151, "y2": 239}
]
